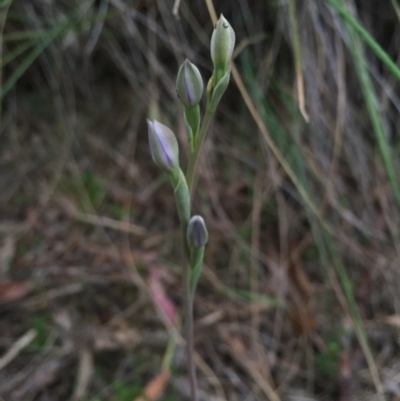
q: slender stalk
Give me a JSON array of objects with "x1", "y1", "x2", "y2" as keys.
[
  {"x1": 182, "y1": 47, "x2": 229, "y2": 401},
  {"x1": 183, "y1": 98, "x2": 215, "y2": 401},
  {"x1": 180, "y1": 226, "x2": 198, "y2": 401},
  {"x1": 168, "y1": 167, "x2": 197, "y2": 399},
  {"x1": 186, "y1": 107, "x2": 214, "y2": 196}
]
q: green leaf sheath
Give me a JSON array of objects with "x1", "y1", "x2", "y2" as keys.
[
  {"x1": 190, "y1": 246, "x2": 205, "y2": 295},
  {"x1": 184, "y1": 105, "x2": 201, "y2": 151},
  {"x1": 210, "y1": 72, "x2": 230, "y2": 112},
  {"x1": 171, "y1": 168, "x2": 191, "y2": 228},
  {"x1": 212, "y1": 67, "x2": 228, "y2": 90}
]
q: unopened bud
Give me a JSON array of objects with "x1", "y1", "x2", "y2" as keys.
[
  {"x1": 147, "y1": 120, "x2": 179, "y2": 173},
  {"x1": 210, "y1": 15, "x2": 235, "y2": 72},
  {"x1": 187, "y1": 215, "x2": 208, "y2": 248},
  {"x1": 176, "y1": 59, "x2": 204, "y2": 107}
]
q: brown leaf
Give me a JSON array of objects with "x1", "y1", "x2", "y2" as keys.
[
  {"x1": 134, "y1": 370, "x2": 170, "y2": 401},
  {"x1": 287, "y1": 303, "x2": 316, "y2": 336},
  {"x1": 0, "y1": 280, "x2": 34, "y2": 303},
  {"x1": 287, "y1": 259, "x2": 316, "y2": 335},
  {"x1": 287, "y1": 259, "x2": 315, "y2": 302}
]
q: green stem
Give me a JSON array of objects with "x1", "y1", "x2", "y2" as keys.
[
  {"x1": 182, "y1": 87, "x2": 215, "y2": 401},
  {"x1": 182, "y1": 75, "x2": 226, "y2": 401},
  {"x1": 181, "y1": 226, "x2": 198, "y2": 401},
  {"x1": 190, "y1": 247, "x2": 205, "y2": 296},
  {"x1": 186, "y1": 107, "x2": 214, "y2": 197},
  {"x1": 169, "y1": 167, "x2": 196, "y2": 399}
]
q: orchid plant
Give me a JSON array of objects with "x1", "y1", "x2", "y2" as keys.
[{"x1": 147, "y1": 15, "x2": 235, "y2": 401}]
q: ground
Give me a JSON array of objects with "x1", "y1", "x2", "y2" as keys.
[{"x1": 1, "y1": 0, "x2": 400, "y2": 400}]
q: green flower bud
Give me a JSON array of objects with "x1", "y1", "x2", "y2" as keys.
[
  {"x1": 187, "y1": 215, "x2": 208, "y2": 248},
  {"x1": 147, "y1": 119, "x2": 179, "y2": 173},
  {"x1": 176, "y1": 59, "x2": 204, "y2": 107},
  {"x1": 210, "y1": 15, "x2": 235, "y2": 72}
]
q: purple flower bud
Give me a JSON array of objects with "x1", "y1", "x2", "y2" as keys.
[
  {"x1": 147, "y1": 120, "x2": 179, "y2": 172},
  {"x1": 187, "y1": 215, "x2": 208, "y2": 248},
  {"x1": 176, "y1": 59, "x2": 204, "y2": 107}
]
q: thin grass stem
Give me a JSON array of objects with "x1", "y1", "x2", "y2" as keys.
[{"x1": 323, "y1": 0, "x2": 400, "y2": 82}]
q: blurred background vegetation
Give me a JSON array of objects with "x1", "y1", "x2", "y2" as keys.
[{"x1": 1, "y1": 0, "x2": 400, "y2": 400}]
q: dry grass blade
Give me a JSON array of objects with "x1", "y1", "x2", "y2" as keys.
[
  {"x1": 218, "y1": 328, "x2": 281, "y2": 401},
  {"x1": 0, "y1": 329, "x2": 37, "y2": 370},
  {"x1": 58, "y1": 196, "x2": 146, "y2": 236},
  {"x1": 71, "y1": 347, "x2": 94, "y2": 401},
  {"x1": 288, "y1": 0, "x2": 309, "y2": 122},
  {"x1": 381, "y1": 315, "x2": 400, "y2": 328}
]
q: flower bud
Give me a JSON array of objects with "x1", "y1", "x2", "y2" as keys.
[
  {"x1": 187, "y1": 215, "x2": 208, "y2": 248},
  {"x1": 176, "y1": 59, "x2": 204, "y2": 107},
  {"x1": 147, "y1": 119, "x2": 179, "y2": 173},
  {"x1": 210, "y1": 15, "x2": 235, "y2": 71}
]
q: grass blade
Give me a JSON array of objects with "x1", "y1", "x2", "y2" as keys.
[
  {"x1": 0, "y1": 6, "x2": 81, "y2": 99},
  {"x1": 323, "y1": 0, "x2": 400, "y2": 82}
]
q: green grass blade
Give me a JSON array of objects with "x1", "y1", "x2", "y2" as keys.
[
  {"x1": 322, "y1": 228, "x2": 385, "y2": 400},
  {"x1": 241, "y1": 41, "x2": 385, "y2": 398},
  {"x1": 342, "y1": 4, "x2": 400, "y2": 206},
  {"x1": 323, "y1": 0, "x2": 400, "y2": 82},
  {"x1": 1, "y1": 40, "x2": 33, "y2": 67},
  {"x1": 1, "y1": 30, "x2": 47, "y2": 42},
  {"x1": 0, "y1": 7, "x2": 81, "y2": 99}
]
